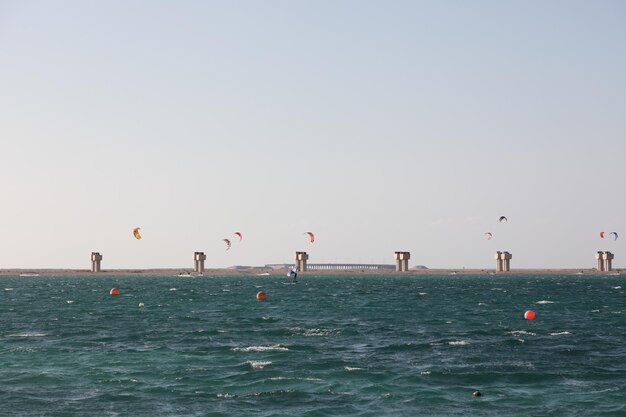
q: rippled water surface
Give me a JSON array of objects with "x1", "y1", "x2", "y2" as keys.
[{"x1": 1, "y1": 274, "x2": 625, "y2": 416}]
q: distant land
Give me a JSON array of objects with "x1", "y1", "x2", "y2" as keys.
[{"x1": 0, "y1": 267, "x2": 620, "y2": 276}]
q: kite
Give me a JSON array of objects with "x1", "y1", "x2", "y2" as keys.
[
  {"x1": 133, "y1": 227, "x2": 142, "y2": 240},
  {"x1": 609, "y1": 232, "x2": 618, "y2": 241},
  {"x1": 600, "y1": 231, "x2": 605, "y2": 238},
  {"x1": 499, "y1": 216, "x2": 508, "y2": 222},
  {"x1": 485, "y1": 232, "x2": 493, "y2": 240},
  {"x1": 223, "y1": 239, "x2": 232, "y2": 250},
  {"x1": 234, "y1": 232, "x2": 243, "y2": 242},
  {"x1": 305, "y1": 231, "x2": 315, "y2": 243}
]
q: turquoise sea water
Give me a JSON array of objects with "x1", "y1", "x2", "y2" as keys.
[{"x1": 1, "y1": 274, "x2": 625, "y2": 416}]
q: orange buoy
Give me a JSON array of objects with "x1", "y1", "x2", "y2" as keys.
[
  {"x1": 524, "y1": 310, "x2": 536, "y2": 320},
  {"x1": 110, "y1": 288, "x2": 120, "y2": 295},
  {"x1": 256, "y1": 291, "x2": 267, "y2": 301}
]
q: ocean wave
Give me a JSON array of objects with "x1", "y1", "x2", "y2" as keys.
[
  {"x1": 288, "y1": 327, "x2": 340, "y2": 337},
  {"x1": 8, "y1": 333, "x2": 46, "y2": 337},
  {"x1": 185, "y1": 367, "x2": 207, "y2": 372},
  {"x1": 611, "y1": 286, "x2": 622, "y2": 290},
  {"x1": 246, "y1": 360, "x2": 272, "y2": 369},
  {"x1": 448, "y1": 341, "x2": 469, "y2": 346},
  {"x1": 269, "y1": 376, "x2": 324, "y2": 382},
  {"x1": 420, "y1": 371, "x2": 431, "y2": 375},
  {"x1": 232, "y1": 344, "x2": 289, "y2": 352},
  {"x1": 509, "y1": 330, "x2": 536, "y2": 336},
  {"x1": 550, "y1": 331, "x2": 572, "y2": 336},
  {"x1": 344, "y1": 366, "x2": 364, "y2": 371},
  {"x1": 536, "y1": 300, "x2": 555, "y2": 304},
  {"x1": 10, "y1": 347, "x2": 38, "y2": 353}
]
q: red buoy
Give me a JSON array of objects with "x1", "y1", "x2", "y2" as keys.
[
  {"x1": 256, "y1": 291, "x2": 266, "y2": 301},
  {"x1": 524, "y1": 310, "x2": 536, "y2": 320},
  {"x1": 110, "y1": 288, "x2": 120, "y2": 295}
]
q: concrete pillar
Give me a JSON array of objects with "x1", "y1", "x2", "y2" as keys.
[
  {"x1": 296, "y1": 251, "x2": 309, "y2": 272},
  {"x1": 394, "y1": 252, "x2": 410, "y2": 272},
  {"x1": 603, "y1": 251, "x2": 614, "y2": 272},
  {"x1": 495, "y1": 251, "x2": 502, "y2": 272},
  {"x1": 595, "y1": 251, "x2": 605, "y2": 271},
  {"x1": 500, "y1": 251, "x2": 512, "y2": 272},
  {"x1": 193, "y1": 252, "x2": 206, "y2": 274},
  {"x1": 91, "y1": 252, "x2": 102, "y2": 273}
]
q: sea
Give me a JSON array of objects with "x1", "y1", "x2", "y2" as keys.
[{"x1": 1, "y1": 273, "x2": 625, "y2": 417}]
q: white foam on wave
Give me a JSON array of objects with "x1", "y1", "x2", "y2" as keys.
[
  {"x1": 611, "y1": 286, "x2": 622, "y2": 290},
  {"x1": 66, "y1": 300, "x2": 74, "y2": 304},
  {"x1": 269, "y1": 376, "x2": 324, "y2": 382},
  {"x1": 344, "y1": 366, "x2": 364, "y2": 371},
  {"x1": 289, "y1": 327, "x2": 340, "y2": 337},
  {"x1": 232, "y1": 344, "x2": 289, "y2": 352},
  {"x1": 448, "y1": 341, "x2": 469, "y2": 346},
  {"x1": 169, "y1": 288, "x2": 177, "y2": 291},
  {"x1": 509, "y1": 330, "x2": 536, "y2": 336},
  {"x1": 217, "y1": 393, "x2": 236, "y2": 398},
  {"x1": 536, "y1": 300, "x2": 554, "y2": 304},
  {"x1": 4, "y1": 288, "x2": 13, "y2": 291},
  {"x1": 550, "y1": 331, "x2": 572, "y2": 336},
  {"x1": 8, "y1": 332, "x2": 47, "y2": 337},
  {"x1": 420, "y1": 371, "x2": 431, "y2": 375},
  {"x1": 247, "y1": 360, "x2": 272, "y2": 369},
  {"x1": 591, "y1": 309, "x2": 600, "y2": 313},
  {"x1": 418, "y1": 292, "x2": 427, "y2": 296}
]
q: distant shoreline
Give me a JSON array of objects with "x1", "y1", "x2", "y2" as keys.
[{"x1": 0, "y1": 268, "x2": 620, "y2": 276}]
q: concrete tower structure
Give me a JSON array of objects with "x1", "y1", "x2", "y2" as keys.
[
  {"x1": 394, "y1": 252, "x2": 410, "y2": 272},
  {"x1": 595, "y1": 251, "x2": 605, "y2": 271},
  {"x1": 91, "y1": 252, "x2": 102, "y2": 273},
  {"x1": 495, "y1": 251, "x2": 512, "y2": 272},
  {"x1": 193, "y1": 252, "x2": 206, "y2": 274},
  {"x1": 500, "y1": 251, "x2": 512, "y2": 272},
  {"x1": 296, "y1": 251, "x2": 309, "y2": 272},
  {"x1": 602, "y1": 251, "x2": 614, "y2": 272},
  {"x1": 495, "y1": 251, "x2": 503, "y2": 272}
]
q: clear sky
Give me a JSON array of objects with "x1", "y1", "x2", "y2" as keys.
[{"x1": 1, "y1": 0, "x2": 625, "y2": 270}]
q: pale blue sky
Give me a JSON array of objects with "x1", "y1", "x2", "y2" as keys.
[{"x1": 1, "y1": 0, "x2": 625, "y2": 269}]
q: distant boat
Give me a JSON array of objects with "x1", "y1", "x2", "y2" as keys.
[
  {"x1": 19, "y1": 273, "x2": 40, "y2": 277},
  {"x1": 177, "y1": 272, "x2": 193, "y2": 277}
]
